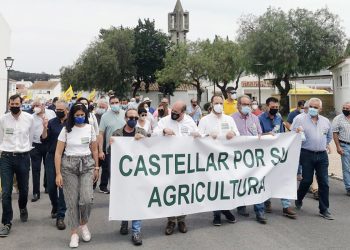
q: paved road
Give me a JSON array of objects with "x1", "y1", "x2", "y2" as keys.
[{"x1": 0, "y1": 178, "x2": 349, "y2": 250}]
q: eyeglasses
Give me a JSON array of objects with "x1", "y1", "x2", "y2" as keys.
[
  {"x1": 309, "y1": 105, "x2": 319, "y2": 109},
  {"x1": 127, "y1": 116, "x2": 139, "y2": 121}
]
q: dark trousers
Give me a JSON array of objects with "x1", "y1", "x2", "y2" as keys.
[
  {"x1": 297, "y1": 149, "x2": 329, "y2": 213},
  {"x1": 99, "y1": 153, "x2": 110, "y2": 189},
  {"x1": 30, "y1": 143, "x2": 47, "y2": 195},
  {"x1": 45, "y1": 153, "x2": 66, "y2": 219},
  {"x1": 0, "y1": 153, "x2": 30, "y2": 225}
]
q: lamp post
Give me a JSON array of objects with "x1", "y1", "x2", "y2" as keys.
[
  {"x1": 254, "y1": 63, "x2": 263, "y2": 105},
  {"x1": 4, "y1": 57, "x2": 14, "y2": 112}
]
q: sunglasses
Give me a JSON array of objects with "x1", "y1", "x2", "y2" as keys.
[
  {"x1": 127, "y1": 116, "x2": 139, "y2": 121},
  {"x1": 140, "y1": 114, "x2": 147, "y2": 117}
]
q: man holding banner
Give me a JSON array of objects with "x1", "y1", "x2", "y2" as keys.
[
  {"x1": 198, "y1": 94, "x2": 240, "y2": 226},
  {"x1": 153, "y1": 100, "x2": 199, "y2": 235},
  {"x1": 232, "y1": 95, "x2": 267, "y2": 224},
  {"x1": 259, "y1": 97, "x2": 297, "y2": 219}
]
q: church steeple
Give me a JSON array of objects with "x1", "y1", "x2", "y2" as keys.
[{"x1": 168, "y1": 0, "x2": 189, "y2": 44}]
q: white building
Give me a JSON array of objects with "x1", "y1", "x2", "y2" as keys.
[
  {"x1": 0, "y1": 13, "x2": 11, "y2": 114},
  {"x1": 28, "y1": 81, "x2": 62, "y2": 101},
  {"x1": 329, "y1": 57, "x2": 350, "y2": 113}
]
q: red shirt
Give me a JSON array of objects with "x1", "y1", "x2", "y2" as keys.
[{"x1": 252, "y1": 109, "x2": 263, "y2": 116}]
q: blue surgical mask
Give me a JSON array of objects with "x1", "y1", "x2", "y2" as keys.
[
  {"x1": 74, "y1": 116, "x2": 85, "y2": 124},
  {"x1": 121, "y1": 104, "x2": 128, "y2": 110},
  {"x1": 308, "y1": 107, "x2": 319, "y2": 117},
  {"x1": 241, "y1": 106, "x2": 251, "y2": 115},
  {"x1": 111, "y1": 104, "x2": 121, "y2": 113}
]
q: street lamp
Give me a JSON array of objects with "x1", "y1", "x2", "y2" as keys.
[
  {"x1": 4, "y1": 57, "x2": 14, "y2": 112},
  {"x1": 254, "y1": 63, "x2": 263, "y2": 105}
]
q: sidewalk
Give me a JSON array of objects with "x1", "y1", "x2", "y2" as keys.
[{"x1": 328, "y1": 141, "x2": 343, "y2": 180}]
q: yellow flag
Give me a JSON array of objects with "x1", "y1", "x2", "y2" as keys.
[
  {"x1": 88, "y1": 89, "x2": 96, "y2": 101},
  {"x1": 64, "y1": 85, "x2": 74, "y2": 101},
  {"x1": 76, "y1": 91, "x2": 83, "y2": 99}
]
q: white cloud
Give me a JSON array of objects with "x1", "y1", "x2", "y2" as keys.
[{"x1": 1, "y1": 0, "x2": 349, "y2": 74}]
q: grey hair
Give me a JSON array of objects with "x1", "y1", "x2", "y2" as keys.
[
  {"x1": 343, "y1": 101, "x2": 350, "y2": 106},
  {"x1": 97, "y1": 98, "x2": 109, "y2": 106},
  {"x1": 237, "y1": 95, "x2": 251, "y2": 105},
  {"x1": 125, "y1": 108, "x2": 138, "y2": 117},
  {"x1": 56, "y1": 99, "x2": 69, "y2": 108},
  {"x1": 308, "y1": 98, "x2": 322, "y2": 108}
]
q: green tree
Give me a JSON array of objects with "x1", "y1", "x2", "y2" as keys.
[
  {"x1": 238, "y1": 7, "x2": 345, "y2": 114},
  {"x1": 205, "y1": 36, "x2": 244, "y2": 98},
  {"x1": 156, "y1": 41, "x2": 211, "y2": 105},
  {"x1": 60, "y1": 26, "x2": 135, "y2": 95},
  {"x1": 344, "y1": 40, "x2": 350, "y2": 57},
  {"x1": 132, "y1": 19, "x2": 170, "y2": 96}
]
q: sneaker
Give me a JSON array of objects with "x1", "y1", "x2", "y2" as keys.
[
  {"x1": 283, "y1": 207, "x2": 297, "y2": 219},
  {"x1": 178, "y1": 221, "x2": 187, "y2": 233},
  {"x1": 213, "y1": 215, "x2": 222, "y2": 226},
  {"x1": 221, "y1": 210, "x2": 236, "y2": 223},
  {"x1": 165, "y1": 221, "x2": 176, "y2": 235},
  {"x1": 69, "y1": 233, "x2": 79, "y2": 248},
  {"x1": 132, "y1": 233, "x2": 143, "y2": 246},
  {"x1": 120, "y1": 221, "x2": 129, "y2": 235},
  {"x1": 99, "y1": 187, "x2": 110, "y2": 194},
  {"x1": 20, "y1": 208, "x2": 28, "y2": 222},
  {"x1": 237, "y1": 206, "x2": 249, "y2": 217},
  {"x1": 313, "y1": 191, "x2": 319, "y2": 200},
  {"x1": 295, "y1": 200, "x2": 303, "y2": 210},
  {"x1": 264, "y1": 201, "x2": 272, "y2": 213},
  {"x1": 319, "y1": 211, "x2": 334, "y2": 220},
  {"x1": 0, "y1": 224, "x2": 11, "y2": 237},
  {"x1": 346, "y1": 190, "x2": 350, "y2": 196},
  {"x1": 80, "y1": 224, "x2": 91, "y2": 242},
  {"x1": 56, "y1": 218, "x2": 66, "y2": 230},
  {"x1": 256, "y1": 214, "x2": 267, "y2": 224}
]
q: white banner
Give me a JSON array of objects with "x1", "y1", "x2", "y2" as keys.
[{"x1": 109, "y1": 133, "x2": 301, "y2": 220}]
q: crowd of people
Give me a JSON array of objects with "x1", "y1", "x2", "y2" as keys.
[{"x1": 0, "y1": 90, "x2": 349, "y2": 248}]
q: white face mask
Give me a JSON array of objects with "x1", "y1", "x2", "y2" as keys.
[
  {"x1": 95, "y1": 108, "x2": 106, "y2": 115},
  {"x1": 252, "y1": 104, "x2": 258, "y2": 110},
  {"x1": 213, "y1": 104, "x2": 223, "y2": 114},
  {"x1": 34, "y1": 107, "x2": 41, "y2": 114},
  {"x1": 231, "y1": 93, "x2": 237, "y2": 100}
]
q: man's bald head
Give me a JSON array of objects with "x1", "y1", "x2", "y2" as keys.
[{"x1": 171, "y1": 101, "x2": 187, "y2": 121}]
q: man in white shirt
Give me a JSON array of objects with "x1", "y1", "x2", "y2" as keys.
[
  {"x1": 198, "y1": 94, "x2": 240, "y2": 226},
  {"x1": 153, "y1": 100, "x2": 199, "y2": 236},
  {"x1": 0, "y1": 94, "x2": 35, "y2": 237},
  {"x1": 30, "y1": 100, "x2": 52, "y2": 202}
]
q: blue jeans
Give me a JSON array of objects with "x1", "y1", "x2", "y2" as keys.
[
  {"x1": 122, "y1": 220, "x2": 142, "y2": 234},
  {"x1": 340, "y1": 143, "x2": 350, "y2": 191},
  {"x1": 45, "y1": 153, "x2": 66, "y2": 219},
  {"x1": 0, "y1": 152, "x2": 30, "y2": 225},
  {"x1": 265, "y1": 198, "x2": 291, "y2": 208},
  {"x1": 237, "y1": 203, "x2": 265, "y2": 215},
  {"x1": 297, "y1": 149, "x2": 329, "y2": 213}
]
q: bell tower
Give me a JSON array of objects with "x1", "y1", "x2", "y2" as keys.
[{"x1": 168, "y1": 0, "x2": 189, "y2": 44}]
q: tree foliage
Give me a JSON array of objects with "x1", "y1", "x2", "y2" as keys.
[
  {"x1": 238, "y1": 7, "x2": 345, "y2": 114},
  {"x1": 132, "y1": 19, "x2": 170, "y2": 96}
]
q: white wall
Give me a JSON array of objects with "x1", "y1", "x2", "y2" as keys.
[
  {"x1": 0, "y1": 14, "x2": 11, "y2": 114},
  {"x1": 332, "y1": 59, "x2": 350, "y2": 113}
]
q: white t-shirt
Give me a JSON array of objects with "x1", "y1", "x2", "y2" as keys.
[
  {"x1": 198, "y1": 112, "x2": 240, "y2": 137},
  {"x1": 57, "y1": 124, "x2": 96, "y2": 156},
  {"x1": 137, "y1": 119, "x2": 152, "y2": 134}
]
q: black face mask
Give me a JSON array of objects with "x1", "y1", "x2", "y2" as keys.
[
  {"x1": 343, "y1": 110, "x2": 350, "y2": 117},
  {"x1": 158, "y1": 109, "x2": 165, "y2": 117},
  {"x1": 269, "y1": 108, "x2": 279, "y2": 116},
  {"x1": 10, "y1": 106, "x2": 20, "y2": 115},
  {"x1": 135, "y1": 99, "x2": 140, "y2": 103},
  {"x1": 171, "y1": 112, "x2": 180, "y2": 121},
  {"x1": 88, "y1": 105, "x2": 94, "y2": 112},
  {"x1": 56, "y1": 111, "x2": 65, "y2": 119}
]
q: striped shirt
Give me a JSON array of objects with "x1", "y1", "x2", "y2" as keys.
[{"x1": 332, "y1": 114, "x2": 350, "y2": 143}]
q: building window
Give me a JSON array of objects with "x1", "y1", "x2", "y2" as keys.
[{"x1": 340, "y1": 75, "x2": 343, "y2": 87}]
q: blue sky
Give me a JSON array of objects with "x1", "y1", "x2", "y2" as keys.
[{"x1": 1, "y1": 0, "x2": 349, "y2": 74}]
